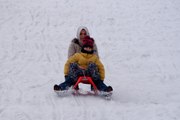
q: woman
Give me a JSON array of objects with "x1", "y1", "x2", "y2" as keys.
[{"x1": 68, "y1": 26, "x2": 99, "y2": 58}]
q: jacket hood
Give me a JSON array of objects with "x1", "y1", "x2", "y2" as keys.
[{"x1": 76, "y1": 26, "x2": 90, "y2": 40}]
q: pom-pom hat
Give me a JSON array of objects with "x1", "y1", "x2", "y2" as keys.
[{"x1": 82, "y1": 36, "x2": 94, "y2": 48}]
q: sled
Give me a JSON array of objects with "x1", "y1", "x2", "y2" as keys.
[
  {"x1": 73, "y1": 76, "x2": 98, "y2": 95},
  {"x1": 55, "y1": 76, "x2": 112, "y2": 100}
]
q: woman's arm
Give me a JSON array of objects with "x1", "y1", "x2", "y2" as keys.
[{"x1": 68, "y1": 42, "x2": 76, "y2": 58}]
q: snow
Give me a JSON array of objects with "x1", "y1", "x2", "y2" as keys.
[{"x1": 0, "y1": 0, "x2": 180, "y2": 120}]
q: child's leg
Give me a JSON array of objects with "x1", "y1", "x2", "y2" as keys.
[
  {"x1": 59, "y1": 63, "x2": 83, "y2": 90},
  {"x1": 86, "y1": 63, "x2": 109, "y2": 91},
  {"x1": 68, "y1": 63, "x2": 83, "y2": 81},
  {"x1": 58, "y1": 76, "x2": 73, "y2": 90},
  {"x1": 94, "y1": 80, "x2": 113, "y2": 92},
  {"x1": 86, "y1": 63, "x2": 101, "y2": 81},
  {"x1": 94, "y1": 80, "x2": 108, "y2": 91}
]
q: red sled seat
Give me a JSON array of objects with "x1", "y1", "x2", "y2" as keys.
[{"x1": 73, "y1": 76, "x2": 98, "y2": 94}]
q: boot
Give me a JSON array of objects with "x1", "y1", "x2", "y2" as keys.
[
  {"x1": 54, "y1": 84, "x2": 61, "y2": 91},
  {"x1": 104, "y1": 86, "x2": 113, "y2": 92}
]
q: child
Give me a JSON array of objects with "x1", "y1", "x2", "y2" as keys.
[{"x1": 54, "y1": 36, "x2": 113, "y2": 92}]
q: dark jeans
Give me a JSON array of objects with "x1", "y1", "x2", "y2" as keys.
[{"x1": 59, "y1": 63, "x2": 108, "y2": 91}]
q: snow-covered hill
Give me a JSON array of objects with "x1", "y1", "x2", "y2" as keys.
[{"x1": 0, "y1": 0, "x2": 180, "y2": 120}]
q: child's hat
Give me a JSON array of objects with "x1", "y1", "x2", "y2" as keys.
[{"x1": 82, "y1": 36, "x2": 94, "y2": 48}]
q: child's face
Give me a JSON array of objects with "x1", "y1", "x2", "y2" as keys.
[{"x1": 84, "y1": 47, "x2": 92, "y2": 52}]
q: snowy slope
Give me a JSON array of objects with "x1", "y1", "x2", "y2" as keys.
[{"x1": 0, "y1": 0, "x2": 180, "y2": 120}]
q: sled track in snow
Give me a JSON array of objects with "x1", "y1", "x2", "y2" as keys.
[{"x1": 14, "y1": 111, "x2": 31, "y2": 120}]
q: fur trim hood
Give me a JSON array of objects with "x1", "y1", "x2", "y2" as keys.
[{"x1": 76, "y1": 26, "x2": 90, "y2": 40}]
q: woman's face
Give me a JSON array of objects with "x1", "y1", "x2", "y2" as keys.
[{"x1": 80, "y1": 29, "x2": 87, "y2": 40}]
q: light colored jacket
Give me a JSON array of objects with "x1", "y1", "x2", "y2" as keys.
[
  {"x1": 64, "y1": 53, "x2": 105, "y2": 80},
  {"x1": 68, "y1": 26, "x2": 99, "y2": 58}
]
